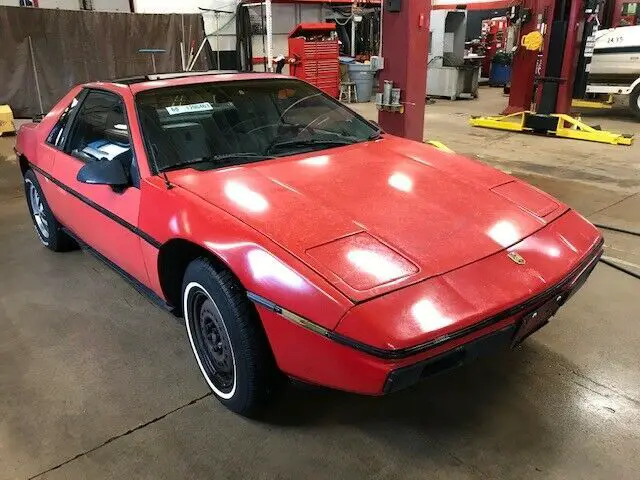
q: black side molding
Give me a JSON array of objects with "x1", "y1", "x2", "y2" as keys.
[
  {"x1": 63, "y1": 227, "x2": 173, "y2": 313},
  {"x1": 30, "y1": 163, "x2": 162, "y2": 249}
]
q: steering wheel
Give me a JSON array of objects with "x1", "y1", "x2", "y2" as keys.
[{"x1": 221, "y1": 117, "x2": 264, "y2": 136}]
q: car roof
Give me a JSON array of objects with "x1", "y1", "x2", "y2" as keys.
[
  {"x1": 111, "y1": 70, "x2": 241, "y2": 85},
  {"x1": 87, "y1": 71, "x2": 288, "y2": 95}
]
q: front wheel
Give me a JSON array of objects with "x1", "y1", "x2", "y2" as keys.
[
  {"x1": 182, "y1": 258, "x2": 277, "y2": 416},
  {"x1": 630, "y1": 85, "x2": 640, "y2": 121}
]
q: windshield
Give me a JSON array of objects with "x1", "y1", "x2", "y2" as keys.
[{"x1": 135, "y1": 78, "x2": 379, "y2": 172}]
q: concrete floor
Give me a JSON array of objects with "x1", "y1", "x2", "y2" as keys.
[{"x1": 1, "y1": 87, "x2": 639, "y2": 479}]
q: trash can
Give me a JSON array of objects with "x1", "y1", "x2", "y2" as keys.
[
  {"x1": 488, "y1": 51, "x2": 512, "y2": 87},
  {"x1": 489, "y1": 63, "x2": 511, "y2": 87},
  {"x1": 347, "y1": 63, "x2": 375, "y2": 103}
]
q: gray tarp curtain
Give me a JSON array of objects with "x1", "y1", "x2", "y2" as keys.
[{"x1": 0, "y1": 6, "x2": 210, "y2": 117}]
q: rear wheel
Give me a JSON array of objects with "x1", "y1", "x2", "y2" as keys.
[
  {"x1": 630, "y1": 85, "x2": 640, "y2": 121},
  {"x1": 182, "y1": 258, "x2": 277, "y2": 416},
  {"x1": 24, "y1": 169, "x2": 76, "y2": 252}
]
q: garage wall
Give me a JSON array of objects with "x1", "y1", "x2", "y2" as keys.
[
  {"x1": 135, "y1": 0, "x2": 324, "y2": 56},
  {"x1": 89, "y1": 0, "x2": 130, "y2": 12},
  {"x1": 134, "y1": 0, "x2": 228, "y2": 14},
  {"x1": 133, "y1": 0, "x2": 333, "y2": 72},
  {"x1": 174, "y1": 2, "x2": 325, "y2": 72},
  {"x1": 0, "y1": 6, "x2": 209, "y2": 117},
  {"x1": 0, "y1": 0, "x2": 35, "y2": 5},
  {"x1": 248, "y1": 3, "x2": 325, "y2": 72},
  {"x1": 466, "y1": 7, "x2": 509, "y2": 40},
  {"x1": 133, "y1": 0, "x2": 351, "y2": 14},
  {"x1": 37, "y1": 0, "x2": 79, "y2": 9},
  {"x1": 0, "y1": 0, "x2": 131, "y2": 11}
]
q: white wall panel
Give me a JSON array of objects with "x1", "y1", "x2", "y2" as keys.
[
  {"x1": 38, "y1": 0, "x2": 79, "y2": 9},
  {"x1": 134, "y1": 0, "x2": 235, "y2": 14},
  {"x1": 91, "y1": 0, "x2": 130, "y2": 12}
]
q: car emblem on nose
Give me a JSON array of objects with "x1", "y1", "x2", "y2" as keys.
[{"x1": 508, "y1": 252, "x2": 526, "y2": 265}]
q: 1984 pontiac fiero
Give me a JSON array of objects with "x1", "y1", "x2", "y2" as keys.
[{"x1": 16, "y1": 72, "x2": 603, "y2": 416}]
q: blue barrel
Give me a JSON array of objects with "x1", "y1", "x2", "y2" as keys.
[{"x1": 489, "y1": 63, "x2": 511, "y2": 87}]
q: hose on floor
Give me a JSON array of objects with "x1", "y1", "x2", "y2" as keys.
[
  {"x1": 591, "y1": 224, "x2": 640, "y2": 279},
  {"x1": 599, "y1": 258, "x2": 640, "y2": 280},
  {"x1": 593, "y1": 223, "x2": 640, "y2": 238}
]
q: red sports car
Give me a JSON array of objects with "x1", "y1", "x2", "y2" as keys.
[{"x1": 16, "y1": 72, "x2": 603, "y2": 416}]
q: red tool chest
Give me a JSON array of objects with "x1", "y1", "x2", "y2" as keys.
[{"x1": 288, "y1": 23, "x2": 340, "y2": 98}]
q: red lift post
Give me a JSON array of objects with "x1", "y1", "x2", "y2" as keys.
[
  {"x1": 472, "y1": 0, "x2": 633, "y2": 146},
  {"x1": 504, "y1": 0, "x2": 556, "y2": 114},
  {"x1": 507, "y1": 0, "x2": 628, "y2": 115},
  {"x1": 377, "y1": 0, "x2": 430, "y2": 141},
  {"x1": 556, "y1": 0, "x2": 586, "y2": 114}
]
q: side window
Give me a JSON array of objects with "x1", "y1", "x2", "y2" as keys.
[
  {"x1": 47, "y1": 96, "x2": 80, "y2": 148},
  {"x1": 67, "y1": 91, "x2": 130, "y2": 160},
  {"x1": 66, "y1": 90, "x2": 139, "y2": 187}
]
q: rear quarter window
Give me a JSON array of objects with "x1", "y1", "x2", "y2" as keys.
[{"x1": 46, "y1": 97, "x2": 80, "y2": 148}]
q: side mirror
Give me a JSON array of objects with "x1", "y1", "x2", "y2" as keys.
[{"x1": 77, "y1": 159, "x2": 130, "y2": 188}]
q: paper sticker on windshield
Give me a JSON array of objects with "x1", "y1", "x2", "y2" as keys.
[{"x1": 166, "y1": 102, "x2": 213, "y2": 115}]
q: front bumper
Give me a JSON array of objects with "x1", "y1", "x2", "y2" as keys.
[
  {"x1": 252, "y1": 214, "x2": 602, "y2": 395},
  {"x1": 383, "y1": 236, "x2": 602, "y2": 393},
  {"x1": 383, "y1": 325, "x2": 516, "y2": 393}
]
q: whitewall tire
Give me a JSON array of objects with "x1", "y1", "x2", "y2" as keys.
[{"x1": 181, "y1": 258, "x2": 277, "y2": 416}]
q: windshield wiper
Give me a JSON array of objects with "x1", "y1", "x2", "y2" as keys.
[
  {"x1": 160, "y1": 152, "x2": 276, "y2": 172},
  {"x1": 209, "y1": 152, "x2": 276, "y2": 163},
  {"x1": 267, "y1": 138, "x2": 356, "y2": 154}
]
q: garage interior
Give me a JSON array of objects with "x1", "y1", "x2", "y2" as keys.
[{"x1": 1, "y1": 0, "x2": 639, "y2": 479}]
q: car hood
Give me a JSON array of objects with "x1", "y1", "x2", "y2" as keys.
[{"x1": 168, "y1": 136, "x2": 566, "y2": 302}]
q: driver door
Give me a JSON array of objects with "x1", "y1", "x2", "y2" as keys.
[{"x1": 52, "y1": 89, "x2": 149, "y2": 284}]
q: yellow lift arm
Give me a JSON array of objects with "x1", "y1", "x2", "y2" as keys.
[{"x1": 469, "y1": 111, "x2": 633, "y2": 146}]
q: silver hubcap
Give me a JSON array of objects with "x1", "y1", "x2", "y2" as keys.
[{"x1": 29, "y1": 183, "x2": 49, "y2": 239}]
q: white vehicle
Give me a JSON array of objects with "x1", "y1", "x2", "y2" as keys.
[{"x1": 586, "y1": 25, "x2": 640, "y2": 119}]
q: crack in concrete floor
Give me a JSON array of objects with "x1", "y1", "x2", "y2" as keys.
[{"x1": 27, "y1": 393, "x2": 213, "y2": 480}]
